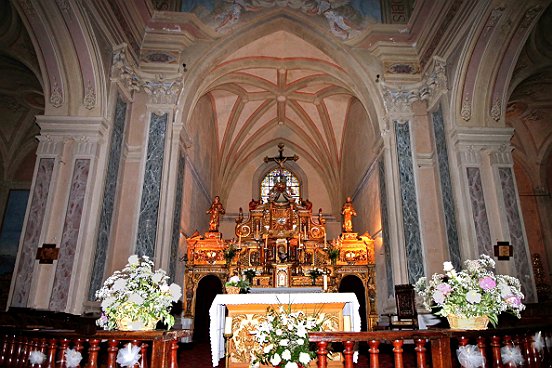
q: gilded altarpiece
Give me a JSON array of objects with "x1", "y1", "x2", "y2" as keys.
[{"x1": 183, "y1": 180, "x2": 378, "y2": 334}]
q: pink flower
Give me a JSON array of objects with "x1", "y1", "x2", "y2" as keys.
[
  {"x1": 479, "y1": 276, "x2": 496, "y2": 290},
  {"x1": 505, "y1": 296, "x2": 522, "y2": 307},
  {"x1": 436, "y1": 283, "x2": 452, "y2": 295},
  {"x1": 432, "y1": 290, "x2": 446, "y2": 304}
]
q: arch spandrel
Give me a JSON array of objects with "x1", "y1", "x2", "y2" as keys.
[{"x1": 453, "y1": 2, "x2": 546, "y2": 128}]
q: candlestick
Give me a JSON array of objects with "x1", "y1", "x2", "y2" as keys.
[
  {"x1": 323, "y1": 274, "x2": 327, "y2": 291},
  {"x1": 224, "y1": 317, "x2": 233, "y2": 335},
  {"x1": 343, "y1": 315, "x2": 351, "y2": 332},
  {"x1": 265, "y1": 235, "x2": 268, "y2": 248},
  {"x1": 238, "y1": 235, "x2": 242, "y2": 249}
]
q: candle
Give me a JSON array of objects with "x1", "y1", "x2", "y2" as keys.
[
  {"x1": 238, "y1": 235, "x2": 242, "y2": 248},
  {"x1": 324, "y1": 231, "x2": 327, "y2": 247},
  {"x1": 265, "y1": 235, "x2": 268, "y2": 248},
  {"x1": 343, "y1": 315, "x2": 351, "y2": 332},
  {"x1": 323, "y1": 274, "x2": 327, "y2": 291},
  {"x1": 224, "y1": 317, "x2": 233, "y2": 335}
]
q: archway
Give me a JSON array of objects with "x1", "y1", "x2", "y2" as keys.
[
  {"x1": 193, "y1": 275, "x2": 223, "y2": 342},
  {"x1": 339, "y1": 275, "x2": 367, "y2": 331}
]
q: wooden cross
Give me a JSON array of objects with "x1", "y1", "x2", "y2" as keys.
[
  {"x1": 263, "y1": 143, "x2": 299, "y2": 169},
  {"x1": 36, "y1": 243, "x2": 60, "y2": 264}
]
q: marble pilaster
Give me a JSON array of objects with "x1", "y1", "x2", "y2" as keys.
[
  {"x1": 88, "y1": 96, "x2": 128, "y2": 300},
  {"x1": 432, "y1": 107, "x2": 461, "y2": 269},
  {"x1": 394, "y1": 121, "x2": 424, "y2": 285}
]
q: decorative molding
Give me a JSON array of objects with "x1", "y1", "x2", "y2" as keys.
[
  {"x1": 520, "y1": 5, "x2": 542, "y2": 29},
  {"x1": 19, "y1": 0, "x2": 35, "y2": 16},
  {"x1": 381, "y1": 57, "x2": 447, "y2": 115},
  {"x1": 460, "y1": 96, "x2": 471, "y2": 121},
  {"x1": 55, "y1": 0, "x2": 71, "y2": 16},
  {"x1": 415, "y1": 152, "x2": 435, "y2": 167},
  {"x1": 83, "y1": 81, "x2": 96, "y2": 110},
  {"x1": 50, "y1": 79, "x2": 63, "y2": 108},
  {"x1": 490, "y1": 97, "x2": 501, "y2": 121}
]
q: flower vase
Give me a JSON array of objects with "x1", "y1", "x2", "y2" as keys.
[
  {"x1": 116, "y1": 316, "x2": 158, "y2": 331},
  {"x1": 311, "y1": 278, "x2": 317, "y2": 286},
  {"x1": 246, "y1": 276, "x2": 254, "y2": 285},
  {"x1": 226, "y1": 286, "x2": 240, "y2": 294},
  {"x1": 447, "y1": 314, "x2": 489, "y2": 330}
]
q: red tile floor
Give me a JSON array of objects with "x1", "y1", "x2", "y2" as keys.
[{"x1": 178, "y1": 341, "x2": 418, "y2": 368}]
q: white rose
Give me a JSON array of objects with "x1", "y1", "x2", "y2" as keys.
[
  {"x1": 270, "y1": 353, "x2": 281, "y2": 366},
  {"x1": 128, "y1": 255, "x2": 139, "y2": 265},
  {"x1": 152, "y1": 272, "x2": 164, "y2": 283},
  {"x1": 275, "y1": 329, "x2": 283, "y2": 336},
  {"x1": 297, "y1": 338, "x2": 304, "y2": 345},
  {"x1": 112, "y1": 278, "x2": 127, "y2": 291},
  {"x1": 263, "y1": 344, "x2": 273, "y2": 354},
  {"x1": 443, "y1": 261, "x2": 454, "y2": 272},
  {"x1": 281, "y1": 349, "x2": 291, "y2": 360},
  {"x1": 128, "y1": 293, "x2": 144, "y2": 305},
  {"x1": 284, "y1": 362, "x2": 298, "y2": 368},
  {"x1": 279, "y1": 339, "x2": 289, "y2": 347},
  {"x1": 298, "y1": 352, "x2": 311, "y2": 364},
  {"x1": 101, "y1": 296, "x2": 116, "y2": 310},
  {"x1": 169, "y1": 283, "x2": 182, "y2": 301}
]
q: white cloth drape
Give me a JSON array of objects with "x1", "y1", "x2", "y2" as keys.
[{"x1": 208, "y1": 292, "x2": 361, "y2": 367}]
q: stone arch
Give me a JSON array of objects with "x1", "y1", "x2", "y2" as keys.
[
  {"x1": 338, "y1": 274, "x2": 367, "y2": 331},
  {"x1": 12, "y1": 1, "x2": 107, "y2": 115},
  {"x1": 453, "y1": 3, "x2": 545, "y2": 126},
  {"x1": 176, "y1": 12, "x2": 385, "y2": 212},
  {"x1": 193, "y1": 274, "x2": 224, "y2": 342}
]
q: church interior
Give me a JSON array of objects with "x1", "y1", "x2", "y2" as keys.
[{"x1": 0, "y1": 0, "x2": 552, "y2": 365}]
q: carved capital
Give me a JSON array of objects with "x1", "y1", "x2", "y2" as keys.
[
  {"x1": 141, "y1": 76, "x2": 183, "y2": 105},
  {"x1": 380, "y1": 58, "x2": 447, "y2": 115}
]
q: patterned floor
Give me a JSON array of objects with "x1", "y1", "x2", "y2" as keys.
[{"x1": 178, "y1": 341, "x2": 418, "y2": 368}]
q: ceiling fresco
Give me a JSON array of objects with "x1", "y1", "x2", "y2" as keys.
[{"x1": 181, "y1": 0, "x2": 382, "y2": 39}]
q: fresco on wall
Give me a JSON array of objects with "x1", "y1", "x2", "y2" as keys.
[
  {"x1": 0, "y1": 190, "x2": 30, "y2": 308},
  {"x1": 181, "y1": 0, "x2": 382, "y2": 39}
]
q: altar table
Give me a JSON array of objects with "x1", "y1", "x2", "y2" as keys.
[{"x1": 209, "y1": 292, "x2": 361, "y2": 367}]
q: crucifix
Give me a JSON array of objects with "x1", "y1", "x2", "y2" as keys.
[{"x1": 264, "y1": 143, "x2": 299, "y2": 169}]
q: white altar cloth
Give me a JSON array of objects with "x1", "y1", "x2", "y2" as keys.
[{"x1": 208, "y1": 292, "x2": 361, "y2": 367}]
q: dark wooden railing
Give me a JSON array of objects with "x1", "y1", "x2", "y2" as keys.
[
  {"x1": 309, "y1": 324, "x2": 552, "y2": 368},
  {"x1": 0, "y1": 329, "x2": 190, "y2": 368}
]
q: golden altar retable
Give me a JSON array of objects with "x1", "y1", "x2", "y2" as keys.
[{"x1": 183, "y1": 175, "x2": 378, "y2": 334}]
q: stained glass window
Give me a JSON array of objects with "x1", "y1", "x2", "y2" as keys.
[{"x1": 260, "y1": 168, "x2": 301, "y2": 203}]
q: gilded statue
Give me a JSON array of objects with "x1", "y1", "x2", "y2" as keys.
[
  {"x1": 341, "y1": 196, "x2": 356, "y2": 233},
  {"x1": 207, "y1": 196, "x2": 225, "y2": 232}
]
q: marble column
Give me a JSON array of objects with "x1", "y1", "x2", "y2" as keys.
[
  {"x1": 10, "y1": 116, "x2": 107, "y2": 312},
  {"x1": 451, "y1": 127, "x2": 537, "y2": 302}
]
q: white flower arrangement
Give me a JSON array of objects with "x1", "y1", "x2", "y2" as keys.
[
  {"x1": 414, "y1": 254, "x2": 525, "y2": 327},
  {"x1": 95, "y1": 255, "x2": 182, "y2": 330},
  {"x1": 250, "y1": 305, "x2": 323, "y2": 368},
  {"x1": 225, "y1": 275, "x2": 250, "y2": 294}
]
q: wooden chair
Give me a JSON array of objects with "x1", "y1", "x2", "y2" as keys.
[{"x1": 384, "y1": 284, "x2": 419, "y2": 330}]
